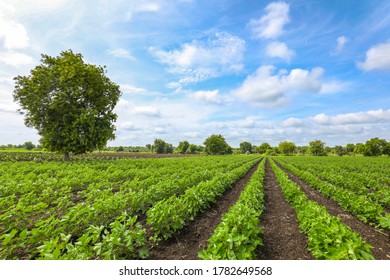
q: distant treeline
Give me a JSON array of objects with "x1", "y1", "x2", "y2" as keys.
[{"x1": 2, "y1": 137, "x2": 389, "y2": 156}]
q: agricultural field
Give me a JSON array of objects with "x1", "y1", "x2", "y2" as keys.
[{"x1": 0, "y1": 153, "x2": 389, "y2": 260}]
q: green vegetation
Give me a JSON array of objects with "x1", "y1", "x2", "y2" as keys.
[
  {"x1": 199, "y1": 158, "x2": 265, "y2": 260},
  {"x1": 13, "y1": 50, "x2": 121, "y2": 161},
  {"x1": 270, "y1": 159, "x2": 374, "y2": 260}
]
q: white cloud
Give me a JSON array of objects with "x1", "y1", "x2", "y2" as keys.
[
  {"x1": 107, "y1": 48, "x2": 135, "y2": 60},
  {"x1": 249, "y1": 1, "x2": 290, "y2": 39},
  {"x1": 232, "y1": 65, "x2": 285, "y2": 107},
  {"x1": 3, "y1": 0, "x2": 70, "y2": 16},
  {"x1": 313, "y1": 109, "x2": 390, "y2": 125},
  {"x1": 319, "y1": 81, "x2": 349, "y2": 94},
  {"x1": 0, "y1": 13, "x2": 29, "y2": 49},
  {"x1": 0, "y1": 101, "x2": 18, "y2": 113},
  {"x1": 232, "y1": 65, "x2": 324, "y2": 107},
  {"x1": 283, "y1": 67, "x2": 323, "y2": 92},
  {"x1": 334, "y1": 36, "x2": 348, "y2": 53},
  {"x1": 357, "y1": 40, "x2": 390, "y2": 71},
  {"x1": 154, "y1": 127, "x2": 167, "y2": 134},
  {"x1": 150, "y1": 32, "x2": 245, "y2": 85},
  {"x1": 282, "y1": 117, "x2": 304, "y2": 127},
  {"x1": 0, "y1": 51, "x2": 33, "y2": 67},
  {"x1": 120, "y1": 84, "x2": 146, "y2": 94},
  {"x1": 124, "y1": 1, "x2": 160, "y2": 21},
  {"x1": 132, "y1": 106, "x2": 161, "y2": 117},
  {"x1": 265, "y1": 41, "x2": 295, "y2": 62},
  {"x1": 190, "y1": 90, "x2": 222, "y2": 104},
  {"x1": 119, "y1": 121, "x2": 139, "y2": 131}
]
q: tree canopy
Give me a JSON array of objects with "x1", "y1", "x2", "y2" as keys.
[
  {"x1": 13, "y1": 50, "x2": 121, "y2": 160},
  {"x1": 278, "y1": 141, "x2": 296, "y2": 155},
  {"x1": 204, "y1": 134, "x2": 232, "y2": 155},
  {"x1": 239, "y1": 141, "x2": 253, "y2": 154},
  {"x1": 309, "y1": 140, "x2": 326, "y2": 156}
]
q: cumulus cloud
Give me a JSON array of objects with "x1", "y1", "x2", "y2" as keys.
[
  {"x1": 107, "y1": 48, "x2": 135, "y2": 60},
  {"x1": 249, "y1": 1, "x2": 290, "y2": 39},
  {"x1": 265, "y1": 41, "x2": 295, "y2": 62},
  {"x1": 282, "y1": 117, "x2": 304, "y2": 127},
  {"x1": 357, "y1": 40, "x2": 390, "y2": 71},
  {"x1": 119, "y1": 121, "x2": 139, "y2": 131},
  {"x1": 132, "y1": 106, "x2": 161, "y2": 117},
  {"x1": 124, "y1": 1, "x2": 160, "y2": 21},
  {"x1": 190, "y1": 90, "x2": 222, "y2": 104},
  {"x1": 120, "y1": 84, "x2": 146, "y2": 94},
  {"x1": 232, "y1": 65, "x2": 324, "y2": 107},
  {"x1": 0, "y1": 13, "x2": 29, "y2": 50},
  {"x1": 313, "y1": 109, "x2": 390, "y2": 125},
  {"x1": 150, "y1": 32, "x2": 245, "y2": 86},
  {"x1": 334, "y1": 36, "x2": 348, "y2": 53},
  {"x1": 0, "y1": 51, "x2": 33, "y2": 67},
  {"x1": 232, "y1": 65, "x2": 285, "y2": 107},
  {"x1": 319, "y1": 81, "x2": 349, "y2": 94}
]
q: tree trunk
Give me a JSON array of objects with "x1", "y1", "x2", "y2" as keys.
[{"x1": 64, "y1": 152, "x2": 70, "y2": 161}]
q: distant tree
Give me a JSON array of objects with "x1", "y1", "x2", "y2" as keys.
[
  {"x1": 296, "y1": 146, "x2": 309, "y2": 155},
  {"x1": 256, "y1": 142, "x2": 271, "y2": 154},
  {"x1": 154, "y1": 139, "x2": 166, "y2": 154},
  {"x1": 204, "y1": 134, "x2": 232, "y2": 155},
  {"x1": 383, "y1": 142, "x2": 390, "y2": 156},
  {"x1": 239, "y1": 141, "x2": 253, "y2": 154},
  {"x1": 146, "y1": 144, "x2": 152, "y2": 152},
  {"x1": 345, "y1": 143, "x2": 355, "y2": 154},
  {"x1": 278, "y1": 141, "x2": 296, "y2": 156},
  {"x1": 177, "y1": 140, "x2": 190, "y2": 154},
  {"x1": 334, "y1": 145, "x2": 346, "y2": 156},
  {"x1": 364, "y1": 137, "x2": 387, "y2": 156},
  {"x1": 354, "y1": 143, "x2": 366, "y2": 155},
  {"x1": 153, "y1": 139, "x2": 173, "y2": 154},
  {"x1": 164, "y1": 143, "x2": 174, "y2": 154},
  {"x1": 115, "y1": 146, "x2": 124, "y2": 152},
  {"x1": 186, "y1": 144, "x2": 197, "y2": 154},
  {"x1": 13, "y1": 50, "x2": 121, "y2": 161},
  {"x1": 23, "y1": 141, "x2": 35, "y2": 150},
  {"x1": 309, "y1": 140, "x2": 326, "y2": 156}
]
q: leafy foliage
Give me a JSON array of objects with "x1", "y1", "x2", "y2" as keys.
[
  {"x1": 199, "y1": 159, "x2": 265, "y2": 260},
  {"x1": 270, "y1": 159, "x2": 374, "y2": 260},
  {"x1": 13, "y1": 50, "x2": 121, "y2": 160},
  {"x1": 204, "y1": 134, "x2": 232, "y2": 155}
]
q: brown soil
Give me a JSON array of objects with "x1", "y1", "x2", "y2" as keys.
[
  {"x1": 256, "y1": 159, "x2": 313, "y2": 260},
  {"x1": 274, "y1": 160, "x2": 390, "y2": 260},
  {"x1": 147, "y1": 161, "x2": 260, "y2": 259}
]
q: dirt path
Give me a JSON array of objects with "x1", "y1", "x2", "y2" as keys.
[
  {"x1": 148, "y1": 161, "x2": 260, "y2": 260},
  {"x1": 256, "y1": 159, "x2": 313, "y2": 260},
  {"x1": 274, "y1": 160, "x2": 390, "y2": 260}
]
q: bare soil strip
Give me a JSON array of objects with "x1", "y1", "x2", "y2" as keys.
[
  {"x1": 256, "y1": 159, "x2": 313, "y2": 260},
  {"x1": 274, "y1": 160, "x2": 390, "y2": 260},
  {"x1": 148, "y1": 161, "x2": 260, "y2": 260}
]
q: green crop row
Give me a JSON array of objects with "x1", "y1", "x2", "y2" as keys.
[
  {"x1": 146, "y1": 158, "x2": 261, "y2": 241},
  {"x1": 270, "y1": 159, "x2": 374, "y2": 260},
  {"x1": 0, "y1": 155, "x2": 260, "y2": 259},
  {"x1": 276, "y1": 156, "x2": 390, "y2": 208},
  {"x1": 274, "y1": 158, "x2": 390, "y2": 230},
  {"x1": 198, "y1": 158, "x2": 265, "y2": 260}
]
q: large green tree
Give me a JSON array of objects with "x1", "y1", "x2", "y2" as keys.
[
  {"x1": 278, "y1": 141, "x2": 296, "y2": 155},
  {"x1": 364, "y1": 137, "x2": 387, "y2": 156},
  {"x1": 256, "y1": 142, "x2": 271, "y2": 154},
  {"x1": 177, "y1": 140, "x2": 190, "y2": 154},
  {"x1": 203, "y1": 134, "x2": 232, "y2": 155},
  {"x1": 13, "y1": 50, "x2": 121, "y2": 160},
  {"x1": 309, "y1": 139, "x2": 326, "y2": 156},
  {"x1": 239, "y1": 141, "x2": 253, "y2": 154}
]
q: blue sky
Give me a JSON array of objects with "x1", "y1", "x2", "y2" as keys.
[{"x1": 1, "y1": 0, "x2": 390, "y2": 147}]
